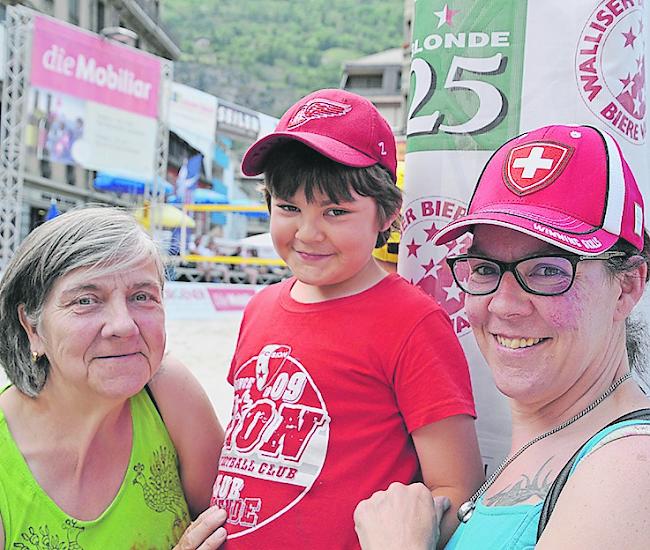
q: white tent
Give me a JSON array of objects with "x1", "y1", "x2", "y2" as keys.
[{"x1": 239, "y1": 232, "x2": 279, "y2": 258}]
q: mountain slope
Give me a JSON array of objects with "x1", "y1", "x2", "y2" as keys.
[{"x1": 162, "y1": 0, "x2": 403, "y2": 116}]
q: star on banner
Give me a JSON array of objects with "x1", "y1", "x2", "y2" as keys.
[
  {"x1": 424, "y1": 222, "x2": 439, "y2": 242},
  {"x1": 620, "y1": 73, "x2": 633, "y2": 93},
  {"x1": 448, "y1": 240, "x2": 469, "y2": 257},
  {"x1": 433, "y1": 4, "x2": 459, "y2": 29},
  {"x1": 421, "y1": 257, "x2": 442, "y2": 278},
  {"x1": 406, "y1": 238, "x2": 422, "y2": 258},
  {"x1": 623, "y1": 27, "x2": 637, "y2": 48},
  {"x1": 443, "y1": 282, "x2": 463, "y2": 303}
]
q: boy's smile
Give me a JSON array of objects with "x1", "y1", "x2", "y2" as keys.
[
  {"x1": 296, "y1": 250, "x2": 334, "y2": 261},
  {"x1": 270, "y1": 187, "x2": 393, "y2": 302}
]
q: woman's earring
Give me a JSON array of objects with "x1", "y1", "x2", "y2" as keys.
[{"x1": 31, "y1": 351, "x2": 39, "y2": 364}]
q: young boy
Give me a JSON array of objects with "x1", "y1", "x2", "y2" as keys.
[{"x1": 211, "y1": 89, "x2": 483, "y2": 549}]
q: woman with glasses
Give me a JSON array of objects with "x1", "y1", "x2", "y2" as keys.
[{"x1": 354, "y1": 124, "x2": 650, "y2": 549}]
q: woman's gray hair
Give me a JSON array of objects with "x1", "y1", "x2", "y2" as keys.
[
  {"x1": 0, "y1": 206, "x2": 165, "y2": 397},
  {"x1": 625, "y1": 312, "x2": 648, "y2": 378},
  {"x1": 606, "y1": 232, "x2": 650, "y2": 378}
]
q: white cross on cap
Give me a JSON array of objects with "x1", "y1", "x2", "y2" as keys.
[
  {"x1": 512, "y1": 146, "x2": 554, "y2": 179},
  {"x1": 634, "y1": 203, "x2": 643, "y2": 236}
]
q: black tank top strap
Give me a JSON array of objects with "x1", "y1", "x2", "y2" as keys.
[{"x1": 537, "y1": 408, "x2": 650, "y2": 541}]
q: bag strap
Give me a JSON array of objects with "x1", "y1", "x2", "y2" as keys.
[{"x1": 536, "y1": 408, "x2": 650, "y2": 541}]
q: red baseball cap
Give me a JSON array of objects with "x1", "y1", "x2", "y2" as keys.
[
  {"x1": 241, "y1": 88, "x2": 397, "y2": 182},
  {"x1": 433, "y1": 125, "x2": 645, "y2": 255}
]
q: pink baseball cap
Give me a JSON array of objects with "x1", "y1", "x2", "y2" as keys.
[
  {"x1": 433, "y1": 125, "x2": 645, "y2": 255},
  {"x1": 241, "y1": 88, "x2": 397, "y2": 182}
]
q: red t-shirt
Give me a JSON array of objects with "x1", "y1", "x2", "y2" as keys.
[{"x1": 213, "y1": 274, "x2": 475, "y2": 549}]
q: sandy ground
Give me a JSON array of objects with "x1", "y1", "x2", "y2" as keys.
[
  {"x1": 165, "y1": 315, "x2": 241, "y2": 425},
  {"x1": 0, "y1": 315, "x2": 242, "y2": 426}
]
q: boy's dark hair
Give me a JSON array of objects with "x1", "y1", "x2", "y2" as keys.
[{"x1": 262, "y1": 141, "x2": 402, "y2": 247}]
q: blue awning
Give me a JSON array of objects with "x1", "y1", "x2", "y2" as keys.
[
  {"x1": 167, "y1": 188, "x2": 228, "y2": 204},
  {"x1": 93, "y1": 173, "x2": 174, "y2": 195}
]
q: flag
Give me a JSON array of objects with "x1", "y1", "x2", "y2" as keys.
[
  {"x1": 176, "y1": 154, "x2": 203, "y2": 203},
  {"x1": 45, "y1": 198, "x2": 60, "y2": 221}
]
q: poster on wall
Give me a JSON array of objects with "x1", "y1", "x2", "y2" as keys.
[
  {"x1": 169, "y1": 82, "x2": 218, "y2": 177},
  {"x1": 401, "y1": 0, "x2": 649, "y2": 473},
  {"x1": 25, "y1": 15, "x2": 163, "y2": 180}
]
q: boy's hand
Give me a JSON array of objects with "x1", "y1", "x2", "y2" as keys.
[
  {"x1": 354, "y1": 482, "x2": 450, "y2": 550},
  {"x1": 174, "y1": 507, "x2": 228, "y2": 550}
]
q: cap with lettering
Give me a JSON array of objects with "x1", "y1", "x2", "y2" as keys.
[
  {"x1": 241, "y1": 88, "x2": 397, "y2": 182},
  {"x1": 433, "y1": 124, "x2": 645, "y2": 255}
]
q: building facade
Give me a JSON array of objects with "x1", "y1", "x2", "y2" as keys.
[
  {"x1": 0, "y1": 0, "x2": 180, "y2": 240},
  {"x1": 341, "y1": 47, "x2": 404, "y2": 135},
  {"x1": 339, "y1": 0, "x2": 414, "y2": 149}
]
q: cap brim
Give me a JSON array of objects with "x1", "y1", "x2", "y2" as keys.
[
  {"x1": 433, "y1": 204, "x2": 618, "y2": 255},
  {"x1": 241, "y1": 131, "x2": 377, "y2": 176}
]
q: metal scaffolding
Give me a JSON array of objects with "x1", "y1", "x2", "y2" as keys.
[
  {"x1": 0, "y1": 6, "x2": 31, "y2": 272},
  {"x1": 144, "y1": 59, "x2": 173, "y2": 239},
  {"x1": 0, "y1": 6, "x2": 173, "y2": 268}
]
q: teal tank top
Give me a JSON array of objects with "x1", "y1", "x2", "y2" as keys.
[
  {"x1": 445, "y1": 419, "x2": 650, "y2": 550},
  {"x1": 0, "y1": 388, "x2": 191, "y2": 549}
]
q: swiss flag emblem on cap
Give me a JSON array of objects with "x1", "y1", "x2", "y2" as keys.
[{"x1": 505, "y1": 142, "x2": 574, "y2": 196}]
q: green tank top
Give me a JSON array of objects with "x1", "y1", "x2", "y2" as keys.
[{"x1": 0, "y1": 387, "x2": 190, "y2": 549}]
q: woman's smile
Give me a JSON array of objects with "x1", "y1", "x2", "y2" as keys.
[{"x1": 494, "y1": 335, "x2": 548, "y2": 350}]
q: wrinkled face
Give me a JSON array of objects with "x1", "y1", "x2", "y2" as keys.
[
  {"x1": 25, "y1": 260, "x2": 166, "y2": 400},
  {"x1": 270, "y1": 186, "x2": 391, "y2": 299},
  {"x1": 465, "y1": 225, "x2": 621, "y2": 406}
]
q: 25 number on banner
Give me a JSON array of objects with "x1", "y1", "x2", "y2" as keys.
[{"x1": 408, "y1": 54, "x2": 507, "y2": 137}]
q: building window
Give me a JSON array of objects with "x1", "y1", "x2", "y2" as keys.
[
  {"x1": 97, "y1": 0, "x2": 106, "y2": 32},
  {"x1": 42, "y1": 0, "x2": 55, "y2": 16},
  {"x1": 345, "y1": 74, "x2": 383, "y2": 90},
  {"x1": 66, "y1": 164, "x2": 76, "y2": 186},
  {"x1": 69, "y1": 0, "x2": 80, "y2": 25},
  {"x1": 40, "y1": 159, "x2": 52, "y2": 180}
]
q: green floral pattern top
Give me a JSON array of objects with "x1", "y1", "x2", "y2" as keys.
[{"x1": 0, "y1": 388, "x2": 190, "y2": 549}]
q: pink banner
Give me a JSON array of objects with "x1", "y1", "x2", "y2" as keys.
[
  {"x1": 30, "y1": 16, "x2": 161, "y2": 118},
  {"x1": 206, "y1": 287, "x2": 258, "y2": 312},
  {"x1": 163, "y1": 282, "x2": 262, "y2": 319}
]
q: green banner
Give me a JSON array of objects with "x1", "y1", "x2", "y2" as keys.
[{"x1": 407, "y1": 0, "x2": 528, "y2": 151}]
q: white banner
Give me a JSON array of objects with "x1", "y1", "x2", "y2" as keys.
[
  {"x1": 401, "y1": 0, "x2": 649, "y2": 474},
  {"x1": 169, "y1": 82, "x2": 219, "y2": 177}
]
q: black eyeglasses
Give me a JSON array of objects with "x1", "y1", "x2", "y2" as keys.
[{"x1": 446, "y1": 251, "x2": 627, "y2": 296}]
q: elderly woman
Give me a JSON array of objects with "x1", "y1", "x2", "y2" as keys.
[
  {"x1": 354, "y1": 125, "x2": 650, "y2": 549},
  {"x1": 0, "y1": 207, "x2": 226, "y2": 548}
]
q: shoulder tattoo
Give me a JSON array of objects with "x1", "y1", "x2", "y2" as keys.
[{"x1": 484, "y1": 457, "x2": 554, "y2": 506}]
